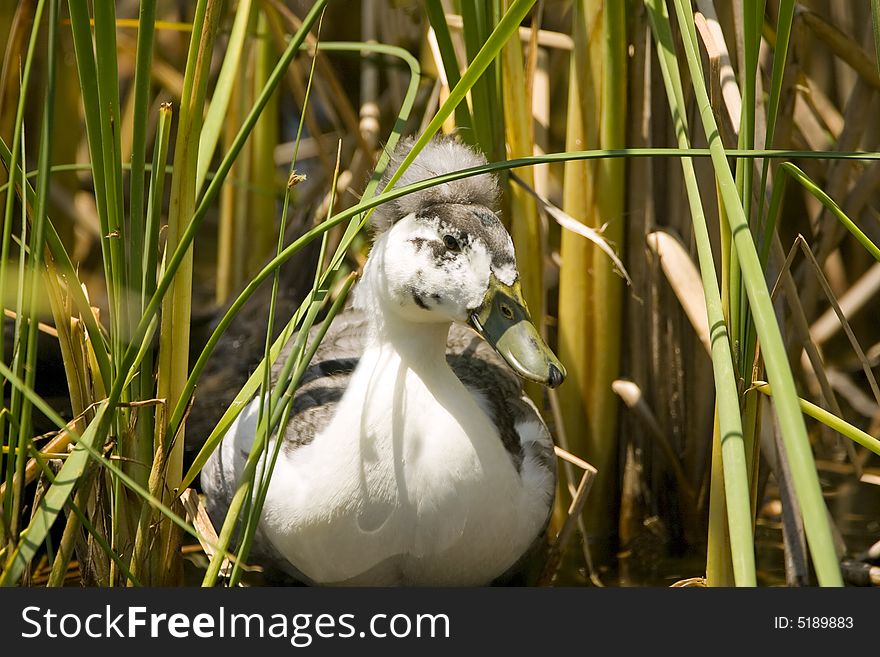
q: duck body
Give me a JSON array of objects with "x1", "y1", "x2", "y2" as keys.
[{"x1": 201, "y1": 136, "x2": 563, "y2": 586}]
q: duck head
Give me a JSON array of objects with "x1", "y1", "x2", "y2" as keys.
[{"x1": 371, "y1": 136, "x2": 566, "y2": 389}]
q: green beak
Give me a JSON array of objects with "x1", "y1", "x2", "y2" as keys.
[{"x1": 469, "y1": 275, "x2": 566, "y2": 388}]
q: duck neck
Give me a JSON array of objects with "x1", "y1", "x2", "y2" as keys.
[{"x1": 353, "y1": 251, "x2": 452, "y2": 369}]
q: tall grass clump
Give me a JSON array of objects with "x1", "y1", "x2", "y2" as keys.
[{"x1": 0, "y1": 0, "x2": 328, "y2": 586}]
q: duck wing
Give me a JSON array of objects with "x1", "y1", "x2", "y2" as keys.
[
  {"x1": 199, "y1": 304, "x2": 367, "y2": 581},
  {"x1": 273, "y1": 305, "x2": 368, "y2": 454},
  {"x1": 445, "y1": 323, "x2": 556, "y2": 474}
]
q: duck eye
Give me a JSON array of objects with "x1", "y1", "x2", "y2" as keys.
[{"x1": 443, "y1": 235, "x2": 460, "y2": 251}]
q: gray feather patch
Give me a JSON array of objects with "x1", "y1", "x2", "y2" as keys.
[{"x1": 371, "y1": 135, "x2": 500, "y2": 234}]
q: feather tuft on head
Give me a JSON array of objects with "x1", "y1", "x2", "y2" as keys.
[{"x1": 370, "y1": 135, "x2": 499, "y2": 234}]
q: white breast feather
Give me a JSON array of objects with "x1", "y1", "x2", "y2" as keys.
[{"x1": 248, "y1": 345, "x2": 552, "y2": 585}]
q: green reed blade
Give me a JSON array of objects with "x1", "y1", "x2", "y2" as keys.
[
  {"x1": 670, "y1": 0, "x2": 843, "y2": 586},
  {"x1": 128, "y1": 0, "x2": 157, "y2": 314},
  {"x1": 780, "y1": 162, "x2": 880, "y2": 263},
  {"x1": 0, "y1": 138, "x2": 112, "y2": 388},
  {"x1": 646, "y1": 0, "x2": 755, "y2": 587},
  {"x1": 196, "y1": 0, "x2": 254, "y2": 194},
  {"x1": 754, "y1": 383, "x2": 880, "y2": 457},
  {"x1": 0, "y1": 0, "x2": 47, "y2": 544},
  {"x1": 424, "y1": 0, "x2": 474, "y2": 138}
]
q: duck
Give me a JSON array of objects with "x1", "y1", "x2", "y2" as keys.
[{"x1": 201, "y1": 135, "x2": 566, "y2": 586}]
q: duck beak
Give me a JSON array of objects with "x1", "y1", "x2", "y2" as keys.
[{"x1": 468, "y1": 275, "x2": 566, "y2": 388}]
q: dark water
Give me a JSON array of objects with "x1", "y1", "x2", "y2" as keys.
[{"x1": 550, "y1": 463, "x2": 880, "y2": 588}]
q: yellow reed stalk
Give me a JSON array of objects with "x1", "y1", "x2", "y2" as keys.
[
  {"x1": 153, "y1": 0, "x2": 223, "y2": 585},
  {"x1": 249, "y1": 10, "x2": 281, "y2": 275},
  {"x1": 705, "y1": 405, "x2": 735, "y2": 586},
  {"x1": 557, "y1": 0, "x2": 626, "y2": 563},
  {"x1": 502, "y1": 0, "x2": 542, "y2": 402}
]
